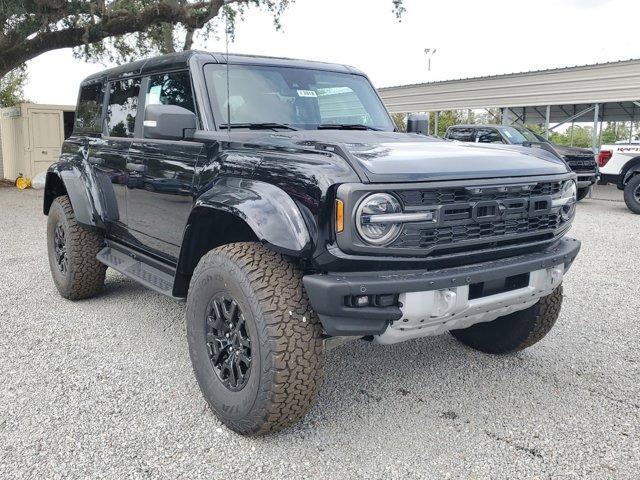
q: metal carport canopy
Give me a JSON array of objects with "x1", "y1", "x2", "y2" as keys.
[{"x1": 378, "y1": 58, "x2": 640, "y2": 122}]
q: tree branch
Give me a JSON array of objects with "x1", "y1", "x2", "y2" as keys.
[{"x1": 0, "y1": 0, "x2": 239, "y2": 77}]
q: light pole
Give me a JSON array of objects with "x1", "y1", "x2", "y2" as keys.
[{"x1": 424, "y1": 48, "x2": 437, "y2": 72}]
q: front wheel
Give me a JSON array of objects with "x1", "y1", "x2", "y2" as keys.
[
  {"x1": 623, "y1": 175, "x2": 640, "y2": 214},
  {"x1": 450, "y1": 286, "x2": 563, "y2": 354},
  {"x1": 576, "y1": 186, "x2": 591, "y2": 201},
  {"x1": 186, "y1": 242, "x2": 324, "y2": 435}
]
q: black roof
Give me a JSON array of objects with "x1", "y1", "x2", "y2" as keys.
[{"x1": 82, "y1": 50, "x2": 364, "y2": 84}]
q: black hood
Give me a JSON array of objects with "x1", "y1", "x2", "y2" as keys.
[
  {"x1": 213, "y1": 130, "x2": 570, "y2": 183},
  {"x1": 549, "y1": 143, "x2": 594, "y2": 157}
]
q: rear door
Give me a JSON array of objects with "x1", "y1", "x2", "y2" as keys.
[
  {"x1": 90, "y1": 78, "x2": 142, "y2": 232},
  {"x1": 127, "y1": 71, "x2": 203, "y2": 259}
]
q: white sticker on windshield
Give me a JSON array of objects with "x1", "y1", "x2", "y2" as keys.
[
  {"x1": 503, "y1": 130, "x2": 513, "y2": 138},
  {"x1": 297, "y1": 89, "x2": 317, "y2": 98}
]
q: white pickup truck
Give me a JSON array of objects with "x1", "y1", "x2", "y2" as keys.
[{"x1": 598, "y1": 143, "x2": 640, "y2": 213}]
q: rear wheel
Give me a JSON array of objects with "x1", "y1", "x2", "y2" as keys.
[
  {"x1": 47, "y1": 196, "x2": 107, "y2": 300},
  {"x1": 450, "y1": 286, "x2": 563, "y2": 354},
  {"x1": 623, "y1": 175, "x2": 640, "y2": 214},
  {"x1": 576, "y1": 186, "x2": 591, "y2": 201},
  {"x1": 186, "y1": 242, "x2": 324, "y2": 435}
]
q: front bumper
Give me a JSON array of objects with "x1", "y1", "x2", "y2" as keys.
[
  {"x1": 576, "y1": 172, "x2": 598, "y2": 188},
  {"x1": 303, "y1": 237, "x2": 581, "y2": 338}
]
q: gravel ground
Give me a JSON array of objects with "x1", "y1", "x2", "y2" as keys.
[{"x1": 0, "y1": 186, "x2": 638, "y2": 480}]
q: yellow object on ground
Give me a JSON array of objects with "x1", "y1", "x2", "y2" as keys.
[{"x1": 15, "y1": 177, "x2": 31, "y2": 189}]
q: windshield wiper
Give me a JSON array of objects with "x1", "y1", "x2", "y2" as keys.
[
  {"x1": 219, "y1": 122, "x2": 299, "y2": 131},
  {"x1": 317, "y1": 123, "x2": 381, "y2": 131}
]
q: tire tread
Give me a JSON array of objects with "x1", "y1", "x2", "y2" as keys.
[
  {"x1": 48, "y1": 196, "x2": 106, "y2": 300},
  {"x1": 187, "y1": 242, "x2": 324, "y2": 434}
]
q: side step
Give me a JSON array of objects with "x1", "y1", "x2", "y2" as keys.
[{"x1": 97, "y1": 244, "x2": 184, "y2": 300}]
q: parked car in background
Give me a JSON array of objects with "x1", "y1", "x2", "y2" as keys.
[
  {"x1": 445, "y1": 124, "x2": 598, "y2": 201},
  {"x1": 597, "y1": 143, "x2": 640, "y2": 213}
]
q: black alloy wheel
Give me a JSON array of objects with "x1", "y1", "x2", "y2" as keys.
[
  {"x1": 205, "y1": 295, "x2": 252, "y2": 391},
  {"x1": 53, "y1": 223, "x2": 68, "y2": 275}
]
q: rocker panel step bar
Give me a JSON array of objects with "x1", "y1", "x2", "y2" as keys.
[{"x1": 97, "y1": 243, "x2": 183, "y2": 300}]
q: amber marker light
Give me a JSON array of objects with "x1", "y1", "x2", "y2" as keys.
[{"x1": 335, "y1": 199, "x2": 345, "y2": 233}]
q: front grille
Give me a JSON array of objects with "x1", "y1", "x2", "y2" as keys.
[
  {"x1": 563, "y1": 154, "x2": 596, "y2": 171},
  {"x1": 394, "y1": 214, "x2": 560, "y2": 249},
  {"x1": 387, "y1": 181, "x2": 566, "y2": 254},
  {"x1": 397, "y1": 181, "x2": 562, "y2": 207}
]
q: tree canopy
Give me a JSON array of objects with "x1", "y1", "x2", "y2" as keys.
[
  {"x1": 0, "y1": 1, "x2": 405, "y2": 79},
  {"x1": 0, "y1": 68, "x2": 27, "y2": 107}
]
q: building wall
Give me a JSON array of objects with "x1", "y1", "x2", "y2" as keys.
[
  {"x1": 0, "y1": 106, "x2": 25, "y2": 181},
  {"x1": 1, "y1": 103, "x2": 74, "y2": 181}
]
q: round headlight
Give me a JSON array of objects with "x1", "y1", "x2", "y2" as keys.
[
  {"x1": 356, "y1": 193, "x2": 403, "y2": 246},
  {"x1": 560, "y1": 180, "x2": 577, "y2": 221}
]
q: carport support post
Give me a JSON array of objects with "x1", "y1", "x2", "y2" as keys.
[
  {"x1": 544, "y1": 105, "x2": 550, "y2": 139},
  {"x1": 592, "y1": 103, "x2": 600, "y2": 153},
  {"x1": 434, "y1": 111, "x2": 439, "y2": 136}
]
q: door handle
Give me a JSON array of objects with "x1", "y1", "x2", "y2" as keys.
[
  {"x1": 126, "y1": 162, "x2": 147, "y2": 173},
  {"x1": 88, "y1": 157, "x2": 104, "y2": 166}
]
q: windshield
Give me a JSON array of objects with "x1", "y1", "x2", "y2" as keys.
[
  {"x1": 204, "y1": 64, "x2": 394, "y2": 131},
  {"x1": 498, "y1": 126, "x2": 540, "y2": 144}
]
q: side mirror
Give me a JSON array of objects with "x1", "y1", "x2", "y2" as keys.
[
  {"x1": 406, "y1": 114, "x2": 429, "y2": 135},
  {"x1": 144, "y1": 104, "x2": 196, "y2": 141}
]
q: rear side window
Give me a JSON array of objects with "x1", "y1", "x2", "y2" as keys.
[
  {"x1": 106, "y1": 78, "x2": 141, "y2": 138},
  {"x1": 145, "y1": 71, "x2": 195, "y2": 113},
  {"x1": 75, "y1": 83, "x2": 103, "y2": 133},
  {"x1": 447, "y1": 127, "x2": 475, "y2": 142},
  {"x1": 476, "y1": 128, "x2": 504, "y2": 144}
]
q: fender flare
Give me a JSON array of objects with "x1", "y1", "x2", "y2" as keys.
[
  {"x1": 622, "y1": 156, "x2": 640, "y2": 185},
  {"x1": 192, "y1": 177, "x2": 311, "y2": 253},
  {"x1": 173, "y1": 178, "x2": 313, "y2": 297},
  {"x1": 44, "y1": 167, "x2": 100, "y2": 228}
]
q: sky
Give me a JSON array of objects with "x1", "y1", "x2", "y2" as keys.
[{"x1": 24, "y1": 0, "x2": 640, "y2": 105}]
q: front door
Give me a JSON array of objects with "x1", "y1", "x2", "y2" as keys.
[{"x1": 126, "y1": 71, "x2": 202, "y2": 260}]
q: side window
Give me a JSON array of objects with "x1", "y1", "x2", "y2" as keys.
[
  {"x1": 145, "y1": 71, "x2": 195, "y2": 113},
  {"x1": 447, "y1": 127, "x2": 475, "y2": 142},
  {"x1": 75, "y1": 83, "x2": 103, "y2": 133},
  {"x1": 476, "y1": 128, "x2": 504, "y2": 144},
  {"x1": 106, "y1": 78, "x2": 141, "y2": 138}
]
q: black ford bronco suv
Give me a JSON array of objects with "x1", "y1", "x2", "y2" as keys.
[{"x1": 44, "y1": 51, "x2": 581, "y2": 435}]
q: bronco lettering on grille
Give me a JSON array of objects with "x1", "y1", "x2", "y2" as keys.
[{"x1": 437, "y1": 196, "x2": 552, "y2": 225}]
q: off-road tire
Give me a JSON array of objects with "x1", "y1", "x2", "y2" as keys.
[
  {"x1": 623, "y1": 175, "x2": 640, "y2": 214},
  {"x1": 576, "y1": 186, "x2": 591, "y2": 201},
  {"x1": 186, "y1": 242, "x2": 324, "y2": 435},
  {"x1": 47, "y1": 195, "x2": 107, "y2": 300},
  {"x1": 450, "y1": 285, "x2": 563, "y2": 354}
]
